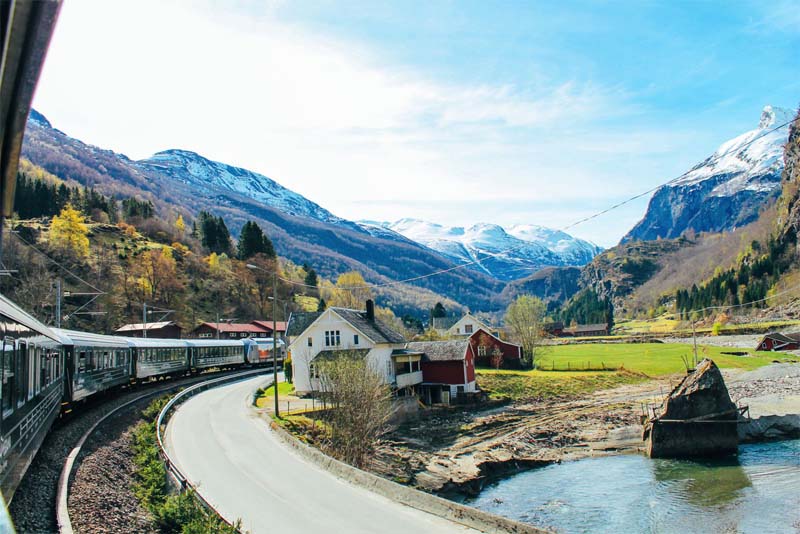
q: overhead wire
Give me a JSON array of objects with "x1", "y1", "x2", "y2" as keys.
[{"x1": 301, "y1": 115, "x2": 797, "y2": 292}]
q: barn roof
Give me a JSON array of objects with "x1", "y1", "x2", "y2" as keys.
[{"x1": 405, "y1": 340, "x2": 470, "y2": 362}]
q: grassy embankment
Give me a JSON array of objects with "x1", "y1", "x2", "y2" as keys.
[
  {"x1": 478, "y1": 342, "x2": 787, "y2": 401},
  {"x1": 254, "y1": 381, "x2": 294, "y2": 409},
  {"x1": 131, "y1": 396, "x2": 240, "y2": 533},
  {"x1": 615, "y1": 315, "x2": 800, "y2": 336}
]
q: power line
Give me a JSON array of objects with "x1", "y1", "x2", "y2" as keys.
[{"x1": 285, "y1": 115, "x2": 798, "y2": 292}]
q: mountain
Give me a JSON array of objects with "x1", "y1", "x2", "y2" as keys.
[
  {"x1": 359, "y1": 218, "x2": 602, "y2": 282},
  {"x1": 138, "y1": 149, "x2": 347, "y2": 226},
  {"x1": 624, "y1": 105, "x2": 794, "y2": 242},
  {"x1": 20, "y1": 110, "x2": 505, "y2": 314}
]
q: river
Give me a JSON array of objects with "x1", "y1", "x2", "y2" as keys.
[{"x1": 464, "y1": 440, "x2": 800, "y2": 533}]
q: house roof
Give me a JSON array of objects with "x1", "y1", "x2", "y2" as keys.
[
  {"x1": 332, "y1": 308, "x2": 406, "y2": 344},
  {"x1": 761, "y1": 332, "x2": 800, "y2": 343},
  {"x1": 286, "y1": 312, "x2": 322, "y2": 337},
  {"x1": 405, "y1": 340, "x2": 470, "y2": 362},
  {"x1": 195, "y1": 322, "x2": 268, "y2": 333},
  {"x1": 251, "y1": 320, "x2": 288, "y2": 332},
  {"x1": 116, "y1": 321, "x2": 179, "y2": 332},
  {"x1": 469, "y1": 328, "x2": 521, "y2": 349}
]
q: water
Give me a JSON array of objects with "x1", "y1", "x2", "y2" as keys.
[{"x1": 465, "y1": 440, "x2": 800, "y2": 533}]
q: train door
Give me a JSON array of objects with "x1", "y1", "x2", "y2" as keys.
[{"x1": 1, "y1": 338, "x2": 13, "y2": 424}]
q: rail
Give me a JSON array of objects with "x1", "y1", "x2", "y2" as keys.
[{"x1": 155, "y1": 368, "x2": 272, "y2": 532}]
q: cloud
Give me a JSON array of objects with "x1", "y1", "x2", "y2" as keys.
[{"x1": 34, "y1": 0, "x2": 666, "y2": 246}]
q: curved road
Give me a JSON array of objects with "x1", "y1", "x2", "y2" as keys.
[{"x1": 164, "y1": 375, "x2": 478, "y2": 534}]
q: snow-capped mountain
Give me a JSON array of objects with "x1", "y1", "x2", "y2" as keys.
[
  {"x1": 359, "y1": 218, "x2": 602, "y2": 281},
  {"x1": 624, "y1": 105, "x2": 795, "y2": 242},
  {"x1": 137, "y1": 149, "x2": 345, "y2": 225}
]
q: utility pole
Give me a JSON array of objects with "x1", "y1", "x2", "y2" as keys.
[
  {"x1": 272, "y1": 271, "x2": 279, "y2": 416},
  {"x1": 143, "y1": 302, "x2": 147, "y2": 338},
  {"x1": 55, "y1": 278, "x2": 62, "y2": 328},
  {"x1": 216, "y1": 309, "x2": 220, "y2": 340},
  {"x1": 691, "y1": 319, "x2": 698, "y2": 368}
]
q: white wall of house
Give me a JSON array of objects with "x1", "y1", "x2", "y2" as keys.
[
  {"x1": 448, "y1": 313, "x2": 492, "y2": 337},
  {"x1": 289, "y1": 309, "x2": 403, "y2": 395}
]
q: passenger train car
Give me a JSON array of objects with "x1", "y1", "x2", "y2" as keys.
[{"x1": 0, "y1": 294, "x2": 283, "y2": 503}]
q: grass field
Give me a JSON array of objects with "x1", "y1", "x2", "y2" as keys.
[
  {"x1": 477, "y1": 342, "x2": 789, "y2": 401},
  {"x1": 255, "y1": 381, "x2": 294, "y2": 408},
  {"x1": 535, "y1": 342, "x2": 780, "y2": 376}
]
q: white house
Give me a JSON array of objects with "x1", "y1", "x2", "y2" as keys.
[
  {"x1": 434, "y1": 312, "x2": 496, "y2": 338},
  {"x1": 288, "y1": 300, "x2": 423, "y2": 396}
]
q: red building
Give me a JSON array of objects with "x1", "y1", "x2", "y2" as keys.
[
  {"x1": 469, "y1": 328, "x2": 523, "y2": 369},
  {"x1": 406, "y1": 340, "x2": 477, "y2": 404},
  {"x1": 251, "y1": 320, "x2": 288, "y2": 338},
  {"x1": 755, "y1": 332, "x2": 800, "y2": 351}
]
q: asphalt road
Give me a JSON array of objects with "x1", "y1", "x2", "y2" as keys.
[{"x1": 164, "y1": 374, "x2": 478, "y2": 534}]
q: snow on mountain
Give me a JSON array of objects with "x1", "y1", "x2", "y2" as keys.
[
  {"x1": 360, "y1": 218, "x2": 602, "y2": 281},
  {"x1": 624, "y1": 105, "x2": 796, "y2": 242},
  {"x1": 137, "y1": 149, "x2": 345, "y2": 225}
]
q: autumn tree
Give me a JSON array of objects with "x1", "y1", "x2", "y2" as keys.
[
  {"x1": 316, "y1": 353, "x2": 393, "y2": 468},
  {"x1": 504, "y1": 294, "x2": 548, "y2": 369},
  {"x1": 175, "y1": 214, "x2": 186, "y2": 234},
  {"x1": 133, "y1": 246, "x2": 184, "y2": 306},
  {"x1": 237, "y1": 220, "x2": 276, "y2": 260},
  {"x1": 49, "y1": 205, "x2": 90, "y2": 259},
  {"x1": 326, "y1": 271, "x2": 373, "y2": 310}
]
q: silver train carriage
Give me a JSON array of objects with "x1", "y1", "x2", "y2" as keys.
[
  {"x1": 0, "y1": 295, "x2": 65, "y2": 502},
  {"x1": 124, "y1": 337, "x2": 190, "y2": 380},
  {"x1": 53, "y1": 328, "x2": 133, "y2": 403},
  {"x1": 244, "y1": 337, "x2": 285, "y2": 366},
  {"x1": 187, "y1": 339, "x2": 247, "y2": 370}
]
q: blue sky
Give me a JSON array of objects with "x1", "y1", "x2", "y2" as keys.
[{"x1": 32, "y1": 0, "x2": 800, "y2": 246}]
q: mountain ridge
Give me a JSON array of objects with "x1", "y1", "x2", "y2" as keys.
[{"x1": 623, "y1": 105, "x2": 793, "y2": 243}]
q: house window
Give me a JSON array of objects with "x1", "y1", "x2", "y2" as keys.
[
  {"x1": 354, "y1": 334, "x2": 359, "y2": 345},
  {"x1": 309, "y1": 363, "x2": 318, "y2": 379},
  {"x1": 465, "y1": 324, "x2": 473, "y2": 334},
  {"x1": 386, "y1": 360, "x2": 392, "y2": 377},
  {"x1": 241, "y1": 333, "x2": 248, "y2": 337},
  {"x1": 324, "y1": 330, "x2": 341, "y2": 347},
  {"x1": 229, "y1": 333, "x2": 237, "y2": 338},
  {"x1": 308, "y1": 337, "x2": 313, "y2": 347},
  {"x1": 478, "y1": 346, "x2": 486, "y2": 357}
]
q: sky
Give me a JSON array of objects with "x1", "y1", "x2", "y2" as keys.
[{"x1": 32, "y1": 0, "x2": 800, "y2": 247}]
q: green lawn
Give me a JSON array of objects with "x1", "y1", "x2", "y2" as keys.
[
  {"x1": 255, "y1": 381, "x2": 294, "y2": 408},
  {"x1": 476, "y1": 342, "x2": 789, "y2": 402},
  {"x1": 533, "y1": 342, "x2": 780, "y2": 376}
]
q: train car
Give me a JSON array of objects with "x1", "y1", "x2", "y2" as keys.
[
  {"x1": 125, "y1": 337, "x2": 190, "y2": 380},
  {"x1": 186, "y1": 339, "x2": 246, "y2": 371},
  {"x1": 54, "y1": 329, "x2": 133, "y2": 404},
  {"x1": 244, "y1": 337, "x2": 285, "y2": 366},
  {"x1": 0, "y1": 295, "x2": 66, "y2": 502}
]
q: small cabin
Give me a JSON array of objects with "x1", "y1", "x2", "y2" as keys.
[{"x1": 755, "y1": 332, "x2": 800, "y2": 352}]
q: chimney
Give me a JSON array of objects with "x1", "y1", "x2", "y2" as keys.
[{"x1": 366, "y1": 299, "x2": 375, "y2": 322}]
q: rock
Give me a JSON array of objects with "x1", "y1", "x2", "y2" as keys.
[{"x1": 644, "y1": 359, "x2": 740, "y2": 458}]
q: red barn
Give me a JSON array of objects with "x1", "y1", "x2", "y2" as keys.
[
  {"x1": 755, "y1": 332, "x2": 800, "y2": 351},
  {"x1": 469, "y1": 328, "x2": 523, "y2": 369},
  {"x1": 406, "y1": 340, "x2": 477, "y2": 405}
]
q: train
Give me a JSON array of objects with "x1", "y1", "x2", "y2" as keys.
[{"x1": 0, "y1": 293, "x2": 284, "y2": 503}]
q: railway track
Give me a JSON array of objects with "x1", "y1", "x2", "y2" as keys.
[{"x1": 7, "y1": 369, "x2": 267, "y2": 534}]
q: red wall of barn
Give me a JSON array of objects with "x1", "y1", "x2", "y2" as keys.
[
  {"x1": 421, "y1": 361, "x2": 465, "y2": 384},
  {"x1": 470, "y1": 331, "x2": 521, "y2": 369}
]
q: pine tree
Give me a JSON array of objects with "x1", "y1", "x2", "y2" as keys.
[
  {"x1": 303, "y1": 267, "x2": 318, "y2": 288},
  {"x1": 317, "y1": 298, "x2": 327, "y2": 312},
  {"x1": 236, "y1": 220, "x2": 276, "y2": 260}
]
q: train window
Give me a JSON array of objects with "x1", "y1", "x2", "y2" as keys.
[
  {"x1": 2, "y1": 338, "x2": 14, "y2": 414},
  {"x1": 39, "y1": 349, "x2": 46, "y2": 393},
  {"x1": 16, "y1": 340, "x2": 26, "y2": 406},
  {"x1": 78, "y1": 351, "x2": 86, "y2": 373}
]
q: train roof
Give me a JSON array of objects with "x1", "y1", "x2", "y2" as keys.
[
  {"x1": 249, "y1": 337, "x2": 285, "y2": 347},
  {"x1": 0, "y1": 293, "x2": 66, "y2": 343},
  {"x1": 52, "y1": 328, "x2": 132, "y2": 349},
  {"x1": 119, "y1": 337, "x2": 189, "y2": 349},
  {"x1": 183, "y1": 339, "x2": 246, "y2": 347}
]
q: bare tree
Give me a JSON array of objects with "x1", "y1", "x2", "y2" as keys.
[
  {"x1": 316, "y1": 352, "x2": 393, "y2": 468},
  {"x1": 504, "y1": 294, "x2": 548, "y2": 369}
]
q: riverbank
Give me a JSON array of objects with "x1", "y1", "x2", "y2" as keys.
[{"x1": 366, "y1": 361, "x2": 800, "y2": 498}]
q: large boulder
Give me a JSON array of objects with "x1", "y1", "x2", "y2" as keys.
[{"x1": 644, "y1": 359, "x2": 739, "y2": 458}]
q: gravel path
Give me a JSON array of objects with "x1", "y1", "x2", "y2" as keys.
[{"x1": 68, "y1": 402, "x2": 157, "y2": 534}]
